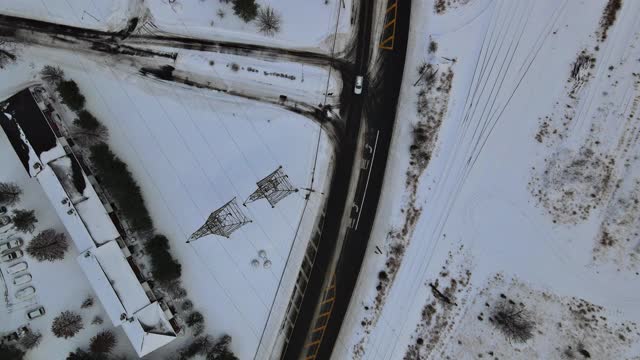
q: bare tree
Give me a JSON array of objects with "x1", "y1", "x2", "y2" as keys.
[
  {"x1": 0, "y1": 182, "x2": 22, "y2": 206},
  {"x1": 256, "y1": 6, "x2": 281, "y2": 36},
  {"x1": 489, "y1": 299, "x2": 535, "y2": 343},
  {"x1": 51, "y1": 311, "x2": 83, "y2": 339},
  {"x1": 12, "y1": 209, "x2": 37, "y2": 233},
  {"x1": 27, "y1": 229, "x2": 69, "y2": 262},
  {"x1": 90, "y1": 330, "x2": 117, "y2": 354},
  {"x1": 40, "y1": 65, "x2": 65, "y2": 85},
  {"x1": 20, "y1": 331, "x2": 42, "y2": 350}
]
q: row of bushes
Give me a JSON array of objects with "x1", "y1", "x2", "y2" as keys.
[{"x1": 43, "y1": 66, "x2": 182, "y2": 285}]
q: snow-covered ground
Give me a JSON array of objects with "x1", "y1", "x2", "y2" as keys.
[
  {"x1": 143, "y1": 0, "x2": 354, "y2": 54},
  {"x1": 0, "y1": 124, "x2": 136, "y2": 359},
  {"x1": 0, "y1": 41, "x2": 334, "y2": 358},
  {"x1": 334, "y1": 0, "x2": 640, "y2": 359},
  {"x1": 0, "y1": 0, "x2": 140, "y2": 32}
]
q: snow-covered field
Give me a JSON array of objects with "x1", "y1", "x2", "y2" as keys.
[
  {"x1": 0, "y1": 41, "x2": 333, "y2": 358},
  {"x1": 0, "y1": 126, "x2": 136, "y2": 359},
  {"x1": 334, "y1": 0, "x2": 640, "y2": 359},
  {"x1": 0, "y1": 0, "x2": 140, "y2": 32},
  {"x1": 143, "y1": 0, "x2": 354, "y2": 54}
]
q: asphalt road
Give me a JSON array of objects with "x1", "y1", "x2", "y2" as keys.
[{"x1": 282, "y1": 0, "x2": 412, "y2": 358}]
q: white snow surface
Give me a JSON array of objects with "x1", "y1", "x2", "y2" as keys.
[
  {"x1": 335, "y1": 0, "x2": 640, "y2": 359},
  {"x1": 0, "y1": 41, "x2": 334, "y2": 358},
  {"x1": 144, "y1": 0, "x2": 354, "y2": 54},
  {"x1": 0, "y1": 0, "x2": 140, "y2": 32}
]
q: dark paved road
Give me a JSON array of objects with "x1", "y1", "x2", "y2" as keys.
[{"x1": 282, "y1": 0, "x2": 412, "y2": 358}]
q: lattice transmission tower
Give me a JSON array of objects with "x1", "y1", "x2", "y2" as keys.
[
  {"x1": 187, "y1": 198, "x2": 251, "y2": 242},
  {"x1": 244, "y1": 166, "x2": 298, "y2": 208}
]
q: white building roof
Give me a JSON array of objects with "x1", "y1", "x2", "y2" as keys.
[
  {"x1": 77, "y1": 248, "x2": 128, "y2": 326},
  {"x1": 48, "y1": 156, "x2": 121, "y2": 245},
  {"x1": 122, "y1": 302, "x2": 177, "y2": 357},
  {"x1": 92, "y1": 241, "x2": 150, "y2": 315},
  {"x1": 36, "y1": 165, "x2": 95, "y2": 253}
]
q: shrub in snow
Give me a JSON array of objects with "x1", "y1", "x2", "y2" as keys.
[
  {"x1": 81, "y1": 295, "x2": 94, "y2": 309},
  {"x1": 178, "y1": 336, "x2": 212, "y2": 359},
  {"x1": 257, "y1": 6, "x2": 281, "y2": 36},
  {"x1": 27, "y1": 229, "x2": 69, "y2": 262},
  {"x1": 186, "y1": 311, "x2": 204, "y2": 327},
  {"x1": 145, "y1": 234, "x2": 182, "y2": 284},
  {"x1": 19, "y1": 330, "x2": 42, "y2": 350},
  {"x1": 91, "y1": 316, "x2": 103, "y2": 325},
  {"x1": 90, "y1": 330, "x2": 117, "y2": 354},
  {"x1": 57, "y1": 80, "x2": 86, "y2": 112},
  {"x1": 52, "y1": 311, "x2": 84, "y2": 339},
  {"x1": 0, "y1": 343, "x2": 24, "y2": 360},
  {"x1": 40, "y1": 65, "x2": 65, "y2": 84},
  {"x1": 12, "y1": 209, "x2": 37, "y2": 233},
  {"x1": 181, "y1": 299, "x2": 194, "y2": 312},
  {"x1": 209, "y1": 334, "x2": 238, "y2": 360},
  {"x1": 217, "y1": 9, "x2": 225, "y2": 18},
  {"x1": 232, "y1": 0, "x2": 258, "y2": 22},
  {"x1": 72, "y1": 111, "x2": 109, "y2": 146},
  {"x1": 65, "y1": 349, "x2": 103, "y2": 360},
  {"x1": 0, "y1": 182, "x2": 22, "y2": 206},
  {"x1": 489, "y1": 299, "x2": 535, "y2": 343},
  {"x1": 0, "y1": 39, "x2": 18, "y2": 69},
  {"x1": 89, "y1": 143, "x2": 153, "y2": 232}
]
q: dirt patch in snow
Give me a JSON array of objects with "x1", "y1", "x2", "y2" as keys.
[
  {"x1": 434, "y1": 0, "x2": 473, "y2": 14},
  {"x1": 597, "y1": 0, "x2": 623, "y2": 42},
  {"x1": 530, "y1": 146, "x2": 615, "y2": 224},
  {"x1": 432, "y1": 274, "x2": 639, "y2": 359},
  {"x1": 535, "y1": 50, "x2": 596, "y2": 145},
  {"x1": 403, "y1": 248, "x2": 472, "y2": 360}
]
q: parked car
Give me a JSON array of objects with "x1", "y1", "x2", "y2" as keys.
[
  {"x1": 0, "y1": 215, "x2": 11, "y2": 227},
  {"x1": 15, "y1": 286, "x2": 35, "y2": 300},
  {"x1": 13, "y1": 273, "x2": 32, "y2": 286},
  {"x1": 2, "y1": 250, "x2": 23, "y2": 262},
  {"x1": 354, "y1": 75, "x2": 364, "y2": 95},
  {"x1": 7, "y1": 261, "x2": 28, "y2": 275},
  {"x1": 27, "y1": 306, "x2": 45, "y2": 320},
  {"x1": 0, "y1": 238, "x2": 23, "y2": 253}
]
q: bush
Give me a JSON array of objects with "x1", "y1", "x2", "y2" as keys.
[
  {"x1": 57, "y1": 80, "x2": 86, "y2": 112},
  {"x1": 145, "y1": 234, "x2": 182, "y2": 284},
  {"x1": 74, "y1": 111, "x2": 101, "y2": 132},
  {"x1": 256, "y1": 6, "x2": 281, "y2": 36},
  {"x1": 12, "y1": 209, "x2": 37, "y2": 233},
  {"x1": 81, "y1": 295, "x2": 94, "y2": 309},
  {"x1": 490, "y1": 299, "x2": 535, "y2": 343},
  {"x1": 90, "y1": 330, "x2": 116, "y2": 354},
  {"x1": 52, "y1": 311, "x2": 83, "y2": 339},
  {"x1": 41, "y1": 65, "x2": 65, "y2": 84},
  {"x1": 89, "y1": 143, "x2": 153, "y2": 232},
  {"x1": 232, "y1": 0, "x2": 258, "y2": 22},
  {"x1": 91, "y1": 316, "x2": 103, "y2": 325},
  {"x1": 20, "y1": 331, "x2": 42, "y2": 350},
  {"x1": 0, "y1": 343, "x2": 24, "y2": 360},
  {"x1": 181, "y1": 299, "x2": 194, "y2": 312}
]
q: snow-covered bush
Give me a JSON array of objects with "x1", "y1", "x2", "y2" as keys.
[
  {"x1": 51, "y1": 311, "x2": 84, "y2": 339},
  {"x1": 257, "y1": 6, "x2": 281, "y2": 36},
  {"x1": 89, "y1": 143, "x2": 153, "y2": 232},
  {"x1": 90, "y1": 330, "x2": 116, "y2": 354},
  {"x1": 57, "y1": 80, "x2": 86, "y2": 112},
  {"x1": 40, "y1": 65, "x2": 65, "y2": 85},
  {"x1": 232, "y1": 0, "x2": 258, "y2": 22},
  {"x1": 145, "y1": 234, "x2": 182, "y2": 284}
]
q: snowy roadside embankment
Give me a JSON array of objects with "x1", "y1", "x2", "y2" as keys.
[{"x1": 334, "y1": 0, "x2": 640, "y2": 359}]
